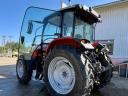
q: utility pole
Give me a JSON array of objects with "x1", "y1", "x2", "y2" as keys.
[
  {"x1": 8, "y1": 35, "x2": 12, "y2": 49},
  {"x1": 0, "y1": 36, "x2": 2, "y2": 56},
  {"x1": 61, "y1": 0, "x2": 63, "y2": 8},
  {"x1": 2, "y1": 35, "x2": 6, "y2": 56},
  {"x1": 9, "y1": 36, "x2": 12, "y2": 42},
  {"x1": 0, "y1": 36, "x2": 2, "y2": 46}
]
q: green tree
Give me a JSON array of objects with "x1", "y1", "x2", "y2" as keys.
[
  {"x1": 5, "y1": 42, "x2": 19, "y2": 52},
  {"x1": 0, "y1": 46, "x2": 3, "y2": 53}
]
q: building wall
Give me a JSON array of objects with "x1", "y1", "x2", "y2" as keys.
[{"x1": 94, "y1": 2, "x2": 128, "y2": 59}]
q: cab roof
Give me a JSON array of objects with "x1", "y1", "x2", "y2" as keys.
[
  {"x1": 43, "y1": 4, "x2": 101, "y2": 26},
  {"x1": 60, "y1": 4, "x2": 101, "y2": 22}
]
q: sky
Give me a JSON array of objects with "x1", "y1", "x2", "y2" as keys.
[{"x1": 0, "y1": 0, "x2": 117, "y2": 43}]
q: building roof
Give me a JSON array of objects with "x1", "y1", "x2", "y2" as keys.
[{"x1": 94, "y1": 0, "x2": 128, "y2": 9}]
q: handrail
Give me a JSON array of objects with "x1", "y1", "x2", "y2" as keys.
[{"x1": 43, "y1": 35, "x2": 58, "y2": 36}]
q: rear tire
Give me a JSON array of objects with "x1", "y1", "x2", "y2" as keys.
[
  {"x1": 44, "y1": 46, "x2": 94, "y2": 96},
  {"x1": 16, "y1": 58, "x2": 32, "y2": 84},
  {"x1": 95, "y1": 53, "x2": 113, "y2": 88}
]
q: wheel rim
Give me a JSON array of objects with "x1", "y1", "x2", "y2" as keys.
[
  {"x1": 48, "y1": 57, "x2": 75, "y2": 95},
  {"x1": 17, "y1": 60, "x2": 24, "y2": 78}
]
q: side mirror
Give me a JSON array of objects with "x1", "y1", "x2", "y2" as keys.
[
  {"x1": 21, "y1": 36, "x2": 25, "y2": 44},
  {"x1": 27, "y1": 21, "x2": 33, "y2": 34}
]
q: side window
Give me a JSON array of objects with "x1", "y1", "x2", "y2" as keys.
[
  {"x1": 30, "y1": 24, "x2": 43, "y2": 52},
  {"x1": 33, "y1": 24, "x2": 43, "y2": 45},
  {"x1": 19, "y1": 7, "x2": 56, "y2": 58},
  {"x1": 34, "y1": 36, "x2": 41, "y2": 46},
  {"x1": 43, "y1": 14, "x2": 61, "y2": 43},
  {"x1": 75, "y1": 24, "x2": 84, "y2": 39},
  {"x1": 44, "y1": 23, "x2": 60, "y2": 35},
  {"x1": 74, "y1": 18, "x2": 94, "y2": 41},
  {"x1": 63, "y1": 12, "x2": 74, "y2": 37}
]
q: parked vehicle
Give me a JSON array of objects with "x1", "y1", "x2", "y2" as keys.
[
  {"x1": 16, "y1": 4, "x2": 113, "y2": 96},
  {"x1": 12, "y1": 51, "x2": 18, "y2": 57}
]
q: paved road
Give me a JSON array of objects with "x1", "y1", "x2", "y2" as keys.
[
  {"x1": 0, "y1": 64, "x2": 50, "y2": 96},
  {"x1": 0, "y1": 63, "x2": 128, "y2": 96}
]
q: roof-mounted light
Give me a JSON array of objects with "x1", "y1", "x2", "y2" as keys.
[
  {"x1": 83, "y1": 5, "x2": 100, "y2": 18},
  {"x1": 83, "y1": 5, "x2": 89, "y2": 10}
]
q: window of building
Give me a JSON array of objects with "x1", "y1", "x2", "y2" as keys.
[{"x1": 96, "y1": 40, "x2": 114, "y2": 55}]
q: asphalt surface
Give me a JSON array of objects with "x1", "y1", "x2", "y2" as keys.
[
  {"x1": 0, "y1": 64, "x2": 50, "y2": 96},
  {"x1": 0, "y1": 63, "x2": 128, "y2": 96}
]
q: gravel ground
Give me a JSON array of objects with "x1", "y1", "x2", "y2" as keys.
[{"x1": 0, "y1": 57, "x2": 128, "y2": 96}]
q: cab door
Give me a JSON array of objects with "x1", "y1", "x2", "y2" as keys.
[{"x1": 19, "y1": 7, "x2": 55, "y2": 60}]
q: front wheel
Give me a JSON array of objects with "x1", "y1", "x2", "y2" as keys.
[
  {"x1": 16, "y1": 58, "x2": 32, "y2": 84},
  {"x1": 44, "y1": 47, "x2": 94, "y2": 96}
]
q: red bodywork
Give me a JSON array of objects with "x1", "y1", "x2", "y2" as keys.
[
  {"x1": 32, "y1": 37, "x2": 98, "y2": 59},
  {"x1": 91, "y1": 42, "x2": 99, "y2": 48},
  {"x1": 45, "y1": 37, "x2": 81, "y2": 56},
  {"x1": 32, "y1": 37, "x2": 99, "y2": 59},
  {"x1": 32, "y1": 37, "x2": 81, "y2": 59},
  {"x1": 32, "y1": 49, "x2": 42, "y2": 59}
]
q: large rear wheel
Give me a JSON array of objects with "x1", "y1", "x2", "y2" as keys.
[
  {"x1": 95, "y1": 53, "x2": 113, "y2": 88},
  {"x1": 44, "y1": 46, "x2": 94, "y2": 96}
]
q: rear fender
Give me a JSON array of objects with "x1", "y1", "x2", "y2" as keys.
[{"x1": 45, "y1": 37, "x2": 81, "y2": 56}]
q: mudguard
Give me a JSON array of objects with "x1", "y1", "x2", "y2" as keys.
[{"x1": 45, "y1": 37, "x2": 82, "y2": 56}]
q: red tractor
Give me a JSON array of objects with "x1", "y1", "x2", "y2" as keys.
[{"x1": 16, "y1": 4, "x2": 113, "y2": 96}]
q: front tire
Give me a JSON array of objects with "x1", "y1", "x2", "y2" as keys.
[
  {"x1": 44, "y1": 46, "x2": 94, "y2": 96},
  {"x1": 16, "y1": 58, "x2": 32, "y2": 84}
]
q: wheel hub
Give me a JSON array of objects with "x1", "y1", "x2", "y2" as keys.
[
  {"x1": 48, "y1": 57, "x2": 75, "y2": 94},
  {"x1": 62, "y1": 71, "x2": 67, "y2": 78}
]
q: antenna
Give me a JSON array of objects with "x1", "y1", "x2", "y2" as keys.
[
  {"x1": 69, "y1": 0, "x2": 71, "y2": 6},
  {"x1": 61, "y1": 0, "x2": 63, "y2": 8}
]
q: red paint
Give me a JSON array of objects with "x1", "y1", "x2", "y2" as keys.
[
  {"x1": 32, "y1": 49, "x2": 42, "y2": 59},
  {"x1": 32, "y1": 51, "x2": 37, "y2": 59},
  {"x1": 45, "y1": 37, "x2": 81, "y2": 56},
  {"x1": 91, "y1": 42, "x2": 99, "y2": 48},
  {"x1": 80, "y1": 39, "x2": 90, "y2": 43}
]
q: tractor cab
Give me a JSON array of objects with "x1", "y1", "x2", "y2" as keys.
[
  {"x1": 19, "y1": 4, "x2": 101, "y2": 59},
  {"x1": 43, "y1": 5, "x2": 100, "y2": 40}
]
